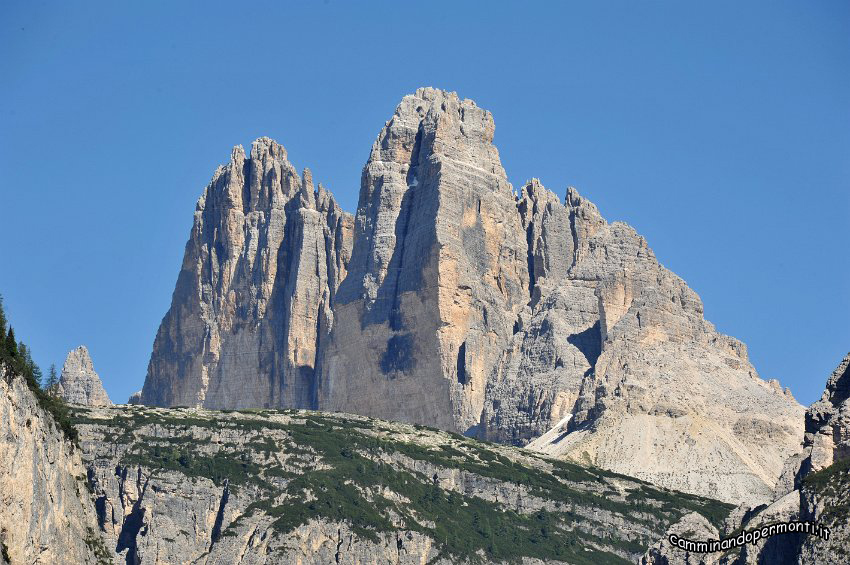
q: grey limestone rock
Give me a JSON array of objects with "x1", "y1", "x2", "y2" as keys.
[
  {"x1": 71, "y1": 403, "x2": 732, "y2": 564},
  {"x1": 141, "y1": 88, "x2": 804, "y2": 507},
  {"x1": 319, "y1": 87, "x2": 529, "y2": 433},
  {"x1": 55, "y1": 345, "x2": 112, "y2": 406},
  {"x1": 510, "y1": 179, "x2": 803, "y2": 506},
  {"x1": 804, "y1": 352, "x2": 850, "y2": 472},
  {"x1": 0, "y1": 367, "x2": 105, "y2": 564},
  {"x1": 641, "y1": 512, "x2": 721, "y2": 565},
  {"x1": 140, "y1": 138, "x2": 353, "y2": 410},
  {"x1": 726, "y1": 353, "x2": 850, "y2": 564}
]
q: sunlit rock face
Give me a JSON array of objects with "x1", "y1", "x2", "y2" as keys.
[
  {"x1": 805, "y1": 352, "x2": 850, "y2": 472},
  {"x1": 496, "y1": 178, "x2": 803, "y2": 506},
  {"x1": 142, "y1": 88, "x2": 804, "y2": 505},
  {"x1": 0, "y1": 368, "x2": 104, "y2": 564},
  {"x1": 319, "y1": 87, "x2": 530, "y2": 433}
]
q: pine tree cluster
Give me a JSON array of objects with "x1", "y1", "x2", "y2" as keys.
[{"x1": 0, "y1": 295, "x2": 78, "y2": 443}]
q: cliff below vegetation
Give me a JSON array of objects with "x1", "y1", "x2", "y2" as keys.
[{"x1": 69, "y1": 403, "x2": 733, "y2": 564}]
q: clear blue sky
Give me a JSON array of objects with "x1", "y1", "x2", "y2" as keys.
[{"x1": 1, "y1": 1, "x2": 847, "y2": 406}]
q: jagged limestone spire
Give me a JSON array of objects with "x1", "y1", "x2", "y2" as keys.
[{"x1": 55, "y1": 345, "x2": 112, "y2": 406}]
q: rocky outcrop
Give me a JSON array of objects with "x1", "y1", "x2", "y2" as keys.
[
  {"x1": 804, "y1": 352, "x2": 850, "y2": 472},
  {"x1": 140, "y1": 138, "x2": 353, "y2": 410},
  {"x1": 70, "y1": 403, "x2": 734, "y2": 564},
  {"x1": 521, "y1": 182, "x2": 804, "y2": 505},
  {"x1": 141, "y1": 88, "x2": 803, "y2": 506},
  {"x1": 0, "y1": 366, "x2": 107, "y2": 564},
  {"x1": 641, "y1": 512, "x2": 721, "y2": 565},
  {"x1": 726, "y1": 352, "x2": 850, "y2": 564},
  {"x1": 319, "y1": 87, "x2": 529, "y2": 432},
  {"x1": 54, "y1": 346, "x2": 112, "y2": 407}
]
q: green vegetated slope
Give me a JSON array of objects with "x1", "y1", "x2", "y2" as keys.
[{"x1": 71, "y1": 405, "x2": 733, "y2": 564}]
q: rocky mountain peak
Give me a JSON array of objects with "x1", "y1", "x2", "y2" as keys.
[
  {"x1": 141, "y1": 88, "x2": 803, "y2": 505},
  {"x1": 55, "y1": 345, "x2": 112, "y2": 407},
  {"x1": 140, "y1": 133, "x2": 353, "y2": 409},
  {"x1": 323, "y1": 86, "x2": 528, "y2": 432}
]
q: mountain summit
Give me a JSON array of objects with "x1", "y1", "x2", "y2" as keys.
[{"x1": 140, "y1": 88, "x2": 803, "y2": 505}]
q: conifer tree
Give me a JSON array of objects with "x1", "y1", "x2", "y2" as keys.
[
  {"x1": 17, "y1": 342, "x2": 36, "y2": 386},
  {"x1": 5, "y1": 327, "x2": 17, "y2": 358},
  {"x1": 32, "y1": 362, "x2": 43, "y2": 390},
  {"x1": 45, "y1": 363, "x2": 59, "y2": 391},
  {"x1": 0, "y1": 299, "x2": 6, "y2": 365}
]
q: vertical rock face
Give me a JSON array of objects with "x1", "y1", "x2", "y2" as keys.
[
  {"x1": 142, "y1": 88, "x2": 804, "y2": 505},
  {"x1": 319, "y1": 88, "x2": 529, "y2": 432},
  {"x1": 55, "y1": 345, "x2": 112, "y2": 406},
  {"x1": 140, "y1": 138, "x2": 353, "y2": 409},
  {"x1": 0, "y1": 367, "x2": 104, "y2": 564},
  {"x1": 804, "y1": 352, "x2": 850, "y2": 471},
  {"x1": 480, "y1": 182, "x2": 606, "y2": 444}
]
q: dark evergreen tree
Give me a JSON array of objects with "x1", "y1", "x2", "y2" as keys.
[
  {"x1": 32, "y1": 363, "x2": 43, "y2": 390},
  {"x1": 45, "y1": 363, "x2": 59, "y2": 391},
  {"x1": 0, "y1": 294, "x2": 6, "y2": 335},
  {"x1": 5, "y1": 327, "x2": 17, "y2": 358},
  {"x1": 17, "y1": 342, "x2": 36, "y2": 387}
]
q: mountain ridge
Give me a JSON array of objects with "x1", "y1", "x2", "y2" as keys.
[{"x1": 139, "y1": 87, "x2": 803, "y2": 506}]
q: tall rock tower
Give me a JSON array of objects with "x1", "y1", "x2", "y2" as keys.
[
  {"x1": 318, "y1": 88, "x2": 530, "y2": 432},
  {"x1": 55, "y1": 345, "x2": 112, "y2": 406},
  {"x1": 140, "y1": 139, "x2": 353, "y2": 409}
]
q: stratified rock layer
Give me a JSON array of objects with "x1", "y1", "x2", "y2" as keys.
[
  {"x1": 140, "y1": 138, "x2": 353, "y2": 409},
  {"x1": 141, "y1": 88, "x2": 803, "y2": 506},
  {"x1": 55, "y1": 345, "x2": 112, "y2": 406}
]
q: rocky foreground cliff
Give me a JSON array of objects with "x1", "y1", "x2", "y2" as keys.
[
  {"x1": 139, "y1": 88, "x2": 803, "y2": 506},
  {"x1": 730, "y1": 352, "x2": 850, "y2": 565},
  {"x1": 0, "y1": 367, "x2": 109, "y2": 564},
  {"x1": 70, "y1": 403, "x2": 734, "y2": 564},
  {"x1": 1, "y1": 349, "x2": 847, "y2": 564}
]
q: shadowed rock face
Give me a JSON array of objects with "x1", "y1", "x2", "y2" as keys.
[
  {"x1": 55, "y1": 345, "x2": 112, "y2": 406},
  {"x1": 141, "y1": 88, "x2": 803, "y2": 505},
  {"x1": 140, "y1": 138, "x2": 353, "y2": 410}
]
